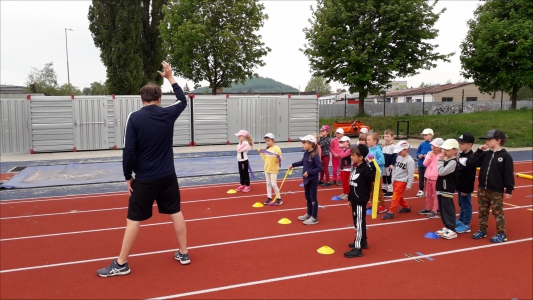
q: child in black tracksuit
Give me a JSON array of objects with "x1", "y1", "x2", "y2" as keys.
[
  {"x1": 435, "y1": 139, "x2": 459, "y2": 240},
  {"x1": 345, "y1": 145, "x2": 375, "y2": 258},
  {"x1": 456, "y1": 133, "x2": 476, "y2": 233}
]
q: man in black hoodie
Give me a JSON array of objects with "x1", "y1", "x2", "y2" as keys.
[
  {"x1": 455, "y1": 133, "x2": 476, "y2": 234},
  {"x1": 468, "y1": 130, "x2": 514, "y2": 243}
]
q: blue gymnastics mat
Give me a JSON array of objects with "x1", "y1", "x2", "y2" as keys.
[{"x1": 3, "y1": 152, "x2": 306, "y2": 189}]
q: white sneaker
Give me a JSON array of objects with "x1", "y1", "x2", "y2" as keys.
[
  {"x1": 303, "y1": 217, "x2": 319, "y2": 225},
  {"x1": 416, "y1": 190, "x2": 425, "y2": 197},
  {"x1": 338, "y1": 193, "x2": 346, "y2": 198},
  {"x1": 298, "y1": 213, "x2": 310, "y2": 221},
  {"x1": 340, "y1": 194, "x2": 348, "y2": 200},
  {"x1": 436, "y1": 227, "x2": 448, "y2": 236},
  {"x1": 441, "y1": 230, "x2": 458, "y2": 240}
]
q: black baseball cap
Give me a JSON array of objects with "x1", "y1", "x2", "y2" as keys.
[
  {"x1": 357, "y1": 144, "x2": 369, "y2": 158},
  {"x1": 457, "y1": 133, "x2": 475, "y2": 143},
  {"x1": 479, "y1": 130, "x2": 506, "y2": 140}
]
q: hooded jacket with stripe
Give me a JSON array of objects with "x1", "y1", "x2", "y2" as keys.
[
  {"x1": 123, "y1": 83, "x2": 187, "y2": 181},
  {"x1": 468, "y1": 148, "x2": 514, "y2": 194},
  {"x1": 436, "y1": 157, "x2": 458, "y2": 198}
]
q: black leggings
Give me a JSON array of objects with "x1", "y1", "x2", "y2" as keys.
[
  {"x1": 418, "y1": 166, "x2": 427, "y2": 191},
  {"x1": 238, "y1": 160, "x2": 250, "y2": 186}
]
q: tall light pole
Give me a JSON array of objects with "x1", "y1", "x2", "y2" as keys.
[{"x1": 65, "y1": 28, "x2": 73, "y2": 95}]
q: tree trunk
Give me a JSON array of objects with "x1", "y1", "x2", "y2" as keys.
[
  {"x1": 212, "y1": 85, "x2": 217, "y2": 95},
  {"x1": 511, "y1": 85, "x2": 517, "y2": 110},
  {"x1": 358, "y1": 95, "x2": 365, "y2": 116}
]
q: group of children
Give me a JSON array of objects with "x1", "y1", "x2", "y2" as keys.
[{"x1": 232, "y1": 126, "x2": 515, "y2": 258}]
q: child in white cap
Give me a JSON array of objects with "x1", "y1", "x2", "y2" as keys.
[
  {"x1": 415, "y1": 128, "x2": 434, "y2": 197},
  {"x1": 435, "y1": 139, "x2": 460, "y2": 240},
  {"x1": 382, "y1": 141, "x2": 414, "y2": 220},
  {"x1": 259, "y1": 133, "x2": 283, "y2": 205},
  {"x1": 234, "y1": 130, "x2": 253, "y2": 193},
  {"x1": 289, "y1": 135, "x2": 323, "y2": 225},
  {"x1": 418, "y1": 137, "x2": 444, "y2": 218},
  {"x1": 330, "y1": 128, "x2": 344, "y2": 186}
]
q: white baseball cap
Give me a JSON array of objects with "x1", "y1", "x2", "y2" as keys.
[
  {"x1": 335, "y1": 128, "x2": 344, "y2": 134},
  {"x1": 359, "y1": 128, "x2": 369, "y2": 134},
  {"x1": 421, "y1": 128, "x2": 434, "y2": 135},
  {"x1": 264, "y1": 133, "x2": 275, "y2": 140},
  {"x1": 394, "y1": 140, "x2": 410, "y2": 153},
  {"x1": 430, "y1": 138, "x2": 444, "y2": 147},
  {"x1": 441, "y1": 139, "x2": 459, "y2": 150},
  {"x1": 340, "y1": 136, "x2": 351, "y2": 142},
  {"x1": 300, "y1": 134, "x2": 317, "y2": 144}
]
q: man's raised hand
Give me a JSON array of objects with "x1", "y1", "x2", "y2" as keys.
[{"x1": 157, "y1": 61, "x2": 176, "y2": 84}]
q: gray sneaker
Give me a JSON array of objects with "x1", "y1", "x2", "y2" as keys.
[
  {"x1": 97, "y1": 260, "x2": 131, "y2": 278},
  {"x1": 174, "y1": 250, "x2": 191, "y2": 265},
  {"x1": 340, "y1": 194, "x2": 348, "y2": 200},
  {"x1": 298, "y1": 213, "x2": 310, "y2": 221},
  {"x1": 303, "y1": 217, "x2": 319, "y2": 225}
]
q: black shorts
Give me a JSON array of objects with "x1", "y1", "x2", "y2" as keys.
[{"x1": 127, "y1": 174, "x2": 181, "y2": 221}]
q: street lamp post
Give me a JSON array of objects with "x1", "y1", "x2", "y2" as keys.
[{"x1": 65, "y1": 28, "x2": 73, "y2": 95}]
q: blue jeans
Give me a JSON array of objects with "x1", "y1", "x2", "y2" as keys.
[
  {"x1": 458, "y1": 192, "x2": 472, "y2": 225},
  {"x1": 304, "y1": 179, "x2": 319, "y2": 219}
]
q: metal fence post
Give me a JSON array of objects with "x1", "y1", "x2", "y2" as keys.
[
  {"x1": 344, "y1": 94, "x2": 347, "y2": 118},
  {"x1": 383, "y1": 90, "x2": 386, "y2": 117},
  {"x1": 422, "y1": 91, "x2": 425, "y2": 115},
  {"x1": 501, "y1": 90, "x2": 503, "y2": 110},
  {"x1": 461, "y1": 89, "x2": 464, "y2": 113}
]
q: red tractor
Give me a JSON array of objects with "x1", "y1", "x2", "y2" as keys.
[{"x1": 332, "y1": 120, "x2": 370, "y2": 136}]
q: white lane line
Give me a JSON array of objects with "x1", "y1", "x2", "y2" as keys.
[
  {"x1": 1, "y1": 205, "x2": 531, "y2": 273},
  {"x1": 2, "y1": 183, "x2": 531, "y2": 220},
  {"x1": 149, "y1": 238, "x2": 533, "y2": 299},
  {"x1": 3, "y1": 159, "x2": 530, "y2": 205}
]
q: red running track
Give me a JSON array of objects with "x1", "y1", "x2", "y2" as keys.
[{"x1": 0, "y1": 161, "x2": 532, "y2": 299}]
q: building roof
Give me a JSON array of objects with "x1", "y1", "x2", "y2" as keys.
[{"x1": 367, "y1": 82, "x2": 474, "y2": 98}]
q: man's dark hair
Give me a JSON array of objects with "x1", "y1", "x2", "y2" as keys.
[{"x1": 140, "y1": 83, "x2": 162, "y2": 102}]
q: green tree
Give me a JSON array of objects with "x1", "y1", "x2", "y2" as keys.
[
  {"x1": 88, "y1": 0, "x2": 166, "y2": 95},
  {"x1": 25, "y1": 62, "x2": 59, "y2": 95},
  {"x1": 82, "y1": 81, "x2": 110, "y2": 95},
  {"x1": 517, "y1": 86, "x2": 533, "y2": 100},
  {"x1": 302, "y1": 0, "x2": 451, "y2": 114},
  {"x1": 304, "y1": 76, "x2": 331, "y2": 96},
  {"x1": 460, "y1": 0, "x2": 533, "y2": 109},
  {"x1": 57, "y1": 84, "x2": 82, "y2": 96},
  {"x1": 159, "y1": 0, "x2": 271, "y2": 95}
]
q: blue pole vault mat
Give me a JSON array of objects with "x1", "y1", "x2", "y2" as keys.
[{"x1": 2, "y1": 152, "x2": 306, "y2": 189}]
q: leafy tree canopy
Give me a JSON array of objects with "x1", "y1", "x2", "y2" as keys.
[
  {"x1": 191, "y1": 77, "x2": 297, "y2": 93},
  {"x1": 460, "y1": 0, "x2": 533, "y2": 109},
  {"x1": 304, "y1": 76, "x2": 331, "y2": 96},
  {"x1": 160, "y1": 0, "x2": 271, "y2": 94},
  {"x1": 302, "y1": 0, "x2": 452, "y2": 114},
  {"x1": 82, "y1": 81, "x2": 110, "y2": 95},
  {"x1": 88, "y1": 0, "x2": 166, "y2": 95},
  {"x1": 25, "y1": 62, "x2": 81, "y2": 96}
]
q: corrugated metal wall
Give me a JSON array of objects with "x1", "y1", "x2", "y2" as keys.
[
  {"x1": 73, "y1": 97, "x2": 108, "y2": 150},
  {"x1": 107, "y1": 98, "x2": 114, "y2": 148},
  {"x1": 113, "y1": 96, "x2": 143, "y2": 148},
  {"x1": 0, "y1": 98, "x2": 31, "y2": 154},
  {"x1": 161, "y1": 95, "x2": 190, "y2": 146},
  {"x1": 29, "y1": 96, "x2": 74, "y2": 152},
  {"x1": 289, "y1": 95, "x2": 319, "y2": 140},
  {"x1": 193, "y1": 96, "x2": 228, "y2": 145}
]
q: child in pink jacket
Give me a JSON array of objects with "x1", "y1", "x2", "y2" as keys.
[
  {"x1": 418, "y1": 138, "x2": 444, "y2": 219},
  {"x1": 330, "y1": 128, "x2": 344, "y2": 185}
]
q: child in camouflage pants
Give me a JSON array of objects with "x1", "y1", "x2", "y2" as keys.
[{"x1": 468, "y1": 130, "x2": 514, "y2": 243}]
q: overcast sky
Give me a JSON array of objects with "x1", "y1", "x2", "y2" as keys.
[{"x1": 1, "y1": 0, "x2": 482, "y2": 93}]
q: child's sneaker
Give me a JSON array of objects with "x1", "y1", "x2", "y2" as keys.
[
  {"x1": 344, "y1": 248, "x2": 364, "y2": 258},
  {"x1": 242, "y1": 186, "x2": 250, "y2": 193},
  {"x1": 275, "y1": 198, "x2": 283, "y2": 206},
  {"x1": 441, "y1": 230, "x2": 458, "y2": 240},
  {"x1": 398, "y1": 207, "x2": 411, "y2": 213},
  {"x1": 321, "y1": 182, "x2": 331, "y2": 187},
  {"x1": 235, "y1": 185, "x2": 245, "y2": 192},
  {"x1": 472, "y1": 230, "x2": 487, "y2": 239},
  {"x1": 331, "y1": 180, "x2": 336, "y2": 185},
  {"x1": 490, "y1": 233, "x2": 507, "y2": 243},
  {"x1": 336, "y1": 181, "x2": 343, "y2": 186},
  {"x1": 436, "y1": 227, "x2": 448, "y2": 236},
  {"x1": 303, "y1": 217, "x2": 319, "y2": 225},
  {"x1": 456, "y1": 223, "x2": 471, "y2": 233},
  {"x1": 418, "y1": 208, "x2": 431, "y2": 215},
  {"x1": 340, "y1": 194, "x2": 348, "y2": 200},
  {"x1": 382, "y1": 212, "x2": 394, "y2": 220},
  {"x1": 427, "y1": 211, "x2": 439, "y2": 219},
  {"x1": 455, "y1": 219, "x2": 463, "y2": 227},
  {"x1": 416, "y1": 190, "x2": 425, "y2": 197},
  {"x1": 384, "y1": 192, "x2": 393, "y2": 197},
  {"x1": 378, "y1": 206, "x2": 388, "y2": 214},
  {"x1": 174, "y1": 250, "x2": 191, "y2": 265},
  {"x1": 298, "y1": 213, "x2": 310, "y2": 221},
  {"x1": 97, "y1": 260, "x2": 131, "y2": 277},
  {"x1": 318, "y1": 180, "x2": 324, "y2": 185},
  {"x1": 264, "y1": 197, "x2": 272, "y2": 205}
]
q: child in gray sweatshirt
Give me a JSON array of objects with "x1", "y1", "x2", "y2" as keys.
[{"x1": 382, "y1": 140, "x2": 415, "y2": 220}]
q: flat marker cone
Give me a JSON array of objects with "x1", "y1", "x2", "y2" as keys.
[
  {"x1": 317, "y1": 246, "x2": 335, "y2": 255},
  {"x1": 299, "y1": 183, "x2": 304, "y2": 187},
  {"x1": 227, "y1": 189, "x2": 237, "y2": 194},
  {"x1": 252, "y1": 202, "x2": 264, "y2": 208},
  {"x1": 331, "y1": 196, "x2": 342, "y2": 201},
  {"x1": 414, "y1": 174, "x2": 419, "y2": 179},
  {"x1": 278, "y1": 218, "x2": 292, "y2": 224},
  {"x1": 424, "y1": 232, "x2": 440, "y2": 239}
]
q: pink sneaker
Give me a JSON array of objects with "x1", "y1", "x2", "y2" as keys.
[
  {"x1": 235, "y1": 185, "x2": 245, "y2": 192},
  {"x1": 243, "y1": 186, "x2": 250, "y2": 193}
]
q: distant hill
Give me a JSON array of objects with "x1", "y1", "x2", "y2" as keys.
[{"x1": 191, "y1": 77, "x2": 299, "y2": 93}]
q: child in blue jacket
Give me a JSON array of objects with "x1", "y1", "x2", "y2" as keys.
[
  {"x1": 289, "y1": 135, "x2": 323, "y2": 225},
  {"x1": 416, "y1": 128, "x2": 434, "y2": 197}
]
